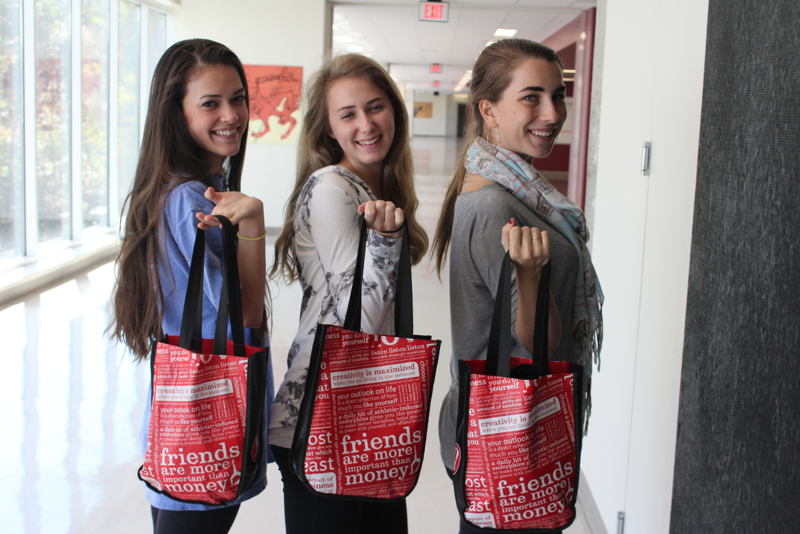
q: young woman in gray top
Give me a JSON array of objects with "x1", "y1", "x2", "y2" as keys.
[{"x1": 432, "y1": 39, "x2": 604, "y2": 533}]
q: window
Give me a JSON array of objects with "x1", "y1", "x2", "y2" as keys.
[
  {"x1": 35, "y1": 0, "x2": 72, "y2": 252},
  {"x1": 148, "y1": 8, "x2": 166, "y2": 82},
  {"x1": 0, "y1": 0, "x2": 168, "y2": 269},
  {"x1": 82, "y1": 0, "x2": 110, "y2": 236},
  {"x1": 117, "y1": 0, "x2": 141, "y2": 221},
  {"x1": 0, "y1": 0, "x2": 25, "y2": 260}
]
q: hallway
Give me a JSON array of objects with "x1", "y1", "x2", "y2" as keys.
[{"x1": 0, "y1": 136, "x2": 591, "y2": 534}]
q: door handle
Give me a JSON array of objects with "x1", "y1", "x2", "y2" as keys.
[{"x1": 641, "y1": 141, "x2": 651, "y2": 176}]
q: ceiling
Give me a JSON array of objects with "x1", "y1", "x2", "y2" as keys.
[{"x1": 331, "y1": 0, "x2": 595, "y2": 93}]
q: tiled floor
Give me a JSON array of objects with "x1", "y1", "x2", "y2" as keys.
[{"x1": 0, "y1": 136, "x2": 592, "y2": 534}]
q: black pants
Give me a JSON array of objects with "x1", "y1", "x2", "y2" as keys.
[
  {"x1": 272, "y1": 445, "x2": 408, "y2": 534},
  {"x1": 150, "y1": 504, "x2": 240, "y2": 534}
]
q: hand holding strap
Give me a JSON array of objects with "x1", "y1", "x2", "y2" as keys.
[
  {"x1": 485, "y1": 252, "x2": 552, "y2": 378},
  {"x1": 343, "y1": 213, "x2": 413, "y2": 337}
]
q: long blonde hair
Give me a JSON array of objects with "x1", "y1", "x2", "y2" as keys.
[
  {"x1": 271, "y1": 54, "x2": 428, "y2": 282},
  {"x1": 431, "y1": 39, "x2": 562, "y2": 274}
]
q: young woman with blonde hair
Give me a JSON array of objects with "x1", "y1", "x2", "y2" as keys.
[
  {"x1": 269, "y1": 53, "x2": 427, "y2": 534},
  {"x1": 431, "y1": 39, "x2": 603, "y2": 533}
]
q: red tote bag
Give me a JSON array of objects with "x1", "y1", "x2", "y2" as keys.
[
  {"x1": 290, "y1": 214, "x2": 441, "y2": 501},
  {"x1": 453, "y1": 255, "x2": 584, "y2": 531},
  {"x1": 138, "y1": 216, "x2": 268, "y2": 506}
]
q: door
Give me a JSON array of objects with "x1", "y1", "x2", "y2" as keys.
[{"x1": 581, "y1": 0, "x2": 709, "y2": 532}]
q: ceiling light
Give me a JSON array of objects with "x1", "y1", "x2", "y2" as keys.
[
  {"x1": 332, "y1": 24, "x2": 339, "y2": 31},
  {"x1": 334, "y1": 35, "x2": 353, "y2": 43},
  {"x1": 484, "y1": 40, "x2": 496, "y2": 48},
  {"x1": 563, "y1": 69, "x2": 576, "y2": 74},
  {"x1": 347, "y1": 45, "x2": 364, "y2": 52},
  {"x1": 494, "y1": 28, "x2": 518, "y2": 37}
]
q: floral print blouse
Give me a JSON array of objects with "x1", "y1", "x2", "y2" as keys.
[{"x1": 268, "y1": 165, "x2": 403, "y2": 448}]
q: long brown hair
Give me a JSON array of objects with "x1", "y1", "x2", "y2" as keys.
[
  {"x1": 431, "y1": 39, "x2": 562, "y2": 274},
  {"x1": 271, "y1": 53, "x2": 428, "y2": 282},
  {"x1": 109, "y1": 39, "x2": 260, "y2": 361}
]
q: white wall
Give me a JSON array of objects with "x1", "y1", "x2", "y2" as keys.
[
  {"x1": 411, "y1": 91, "x2": 463, "y2": 137},
  {"x1": 412, "y1": 91, "x2": 448, "y2": 136},
  {"x1": 557, "y1": 98, "x2": 574, "y2": 145},
  {"x1": 172, "y1": 0, "x2": 326, "y2": 228},
  {"x1": 402, "y1": 85, "x2": 415, "y2": 137},
  {"x1": 581, "y1": 0, "x2": 709, "y2": 533},
  {"x1": 445, "y1": 94, "x2": 459, "y2": 137}
]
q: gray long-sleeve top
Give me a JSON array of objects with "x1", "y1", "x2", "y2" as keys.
[{"x1": 438, "y1": 183, "x2": 580, "y2": 470}]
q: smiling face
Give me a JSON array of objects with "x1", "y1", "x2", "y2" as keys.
[
  {"x1": 326, "y1": 76, "x2": 395, "y2": 183},
  {"x1": 182, "y1": 64, "x2": 248, "y2": 175},
  {"x1": 479, "y1": 58, "x2": 567, "y2": 160}
]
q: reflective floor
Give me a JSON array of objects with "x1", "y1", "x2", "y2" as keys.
[{"x1": 1, "y1": 136, "x2": 591, "y2": 534}]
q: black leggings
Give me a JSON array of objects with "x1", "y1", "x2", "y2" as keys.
[
  {"x1": 150, "y1": 504, "x2": 240, "y2": 534},
  {"x1": 272, "y1": 445, "x2": 408, "y2": 534}
]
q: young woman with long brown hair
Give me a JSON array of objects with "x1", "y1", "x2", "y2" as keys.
[
  {"x1": 109, "y1": 39, "x2": 272, "y2": 533},
  {"x1": 431, "y1": 39, "x2": 604, "y2": 533},
  {"x1": 268, "y1": 53, "x2": 427, "y2": 534}
]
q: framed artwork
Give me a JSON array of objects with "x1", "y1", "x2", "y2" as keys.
[
  {"x1": 243, "y1": 65, "x2": 303, "y2": 145},
  {"x1": 414, "y1": 101, "x2": 433, "y2": 118}
]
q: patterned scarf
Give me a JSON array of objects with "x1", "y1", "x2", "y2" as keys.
[{"x1": 465, "y1": 136, "x2": 604, "y2": 433}]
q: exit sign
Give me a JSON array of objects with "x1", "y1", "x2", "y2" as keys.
[{"x1": 419, "y1": 2, "x2": 449, "y2": 22}]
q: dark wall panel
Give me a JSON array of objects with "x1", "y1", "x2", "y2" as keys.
[{"x1": 670, "y1": 1, "x2": 800, "y2": 532}]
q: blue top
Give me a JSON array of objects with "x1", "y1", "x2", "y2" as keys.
[{"x1": 140, "y1": 174, "x2": 274, "y2": 510}]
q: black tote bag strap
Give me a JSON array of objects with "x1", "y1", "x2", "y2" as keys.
[
  {"x1": 343, "y1": 213, "x2": 369, "y2": 332},
  {"x1": 179, "y1": 227, "x2": 206, "y2": 351},
  {"x1": 485, "y1": 252, "x2": 552, "y2": 378},
  {"x1": 343, "y1": 213, "x2": 413, "y2": 337},
  {"x1": 532, "y1": 260, "x2": 551, "y2": 375},
  {"x1": 178, "y1": 216, "x2": 246, "y2": 355},
  {"x1": 214, "y1": 215, "x2": 245, "y2": 354},
  {"x1": 485, "y1": 252, "x2": 514, "y2": 377},
  {"x1": 394, "y1": 220, "x2": 413, "y2": 336}
]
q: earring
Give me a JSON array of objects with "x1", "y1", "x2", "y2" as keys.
[{"x1": 490, "y1": 128, "x2": 500, "y2": 147}]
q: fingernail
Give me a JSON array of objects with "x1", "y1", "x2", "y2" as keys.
[{"x1": 508, "y1": 218, "x2": 515, "y2": 225}]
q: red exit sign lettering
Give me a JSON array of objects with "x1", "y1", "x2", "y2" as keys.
[{"x1": 419, "y1": 2, "x2": 449, "y2": 22}]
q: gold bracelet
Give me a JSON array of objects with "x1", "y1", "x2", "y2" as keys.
[{"x1": 237, "y1": 229, "x2": 267, "y2": 241}]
